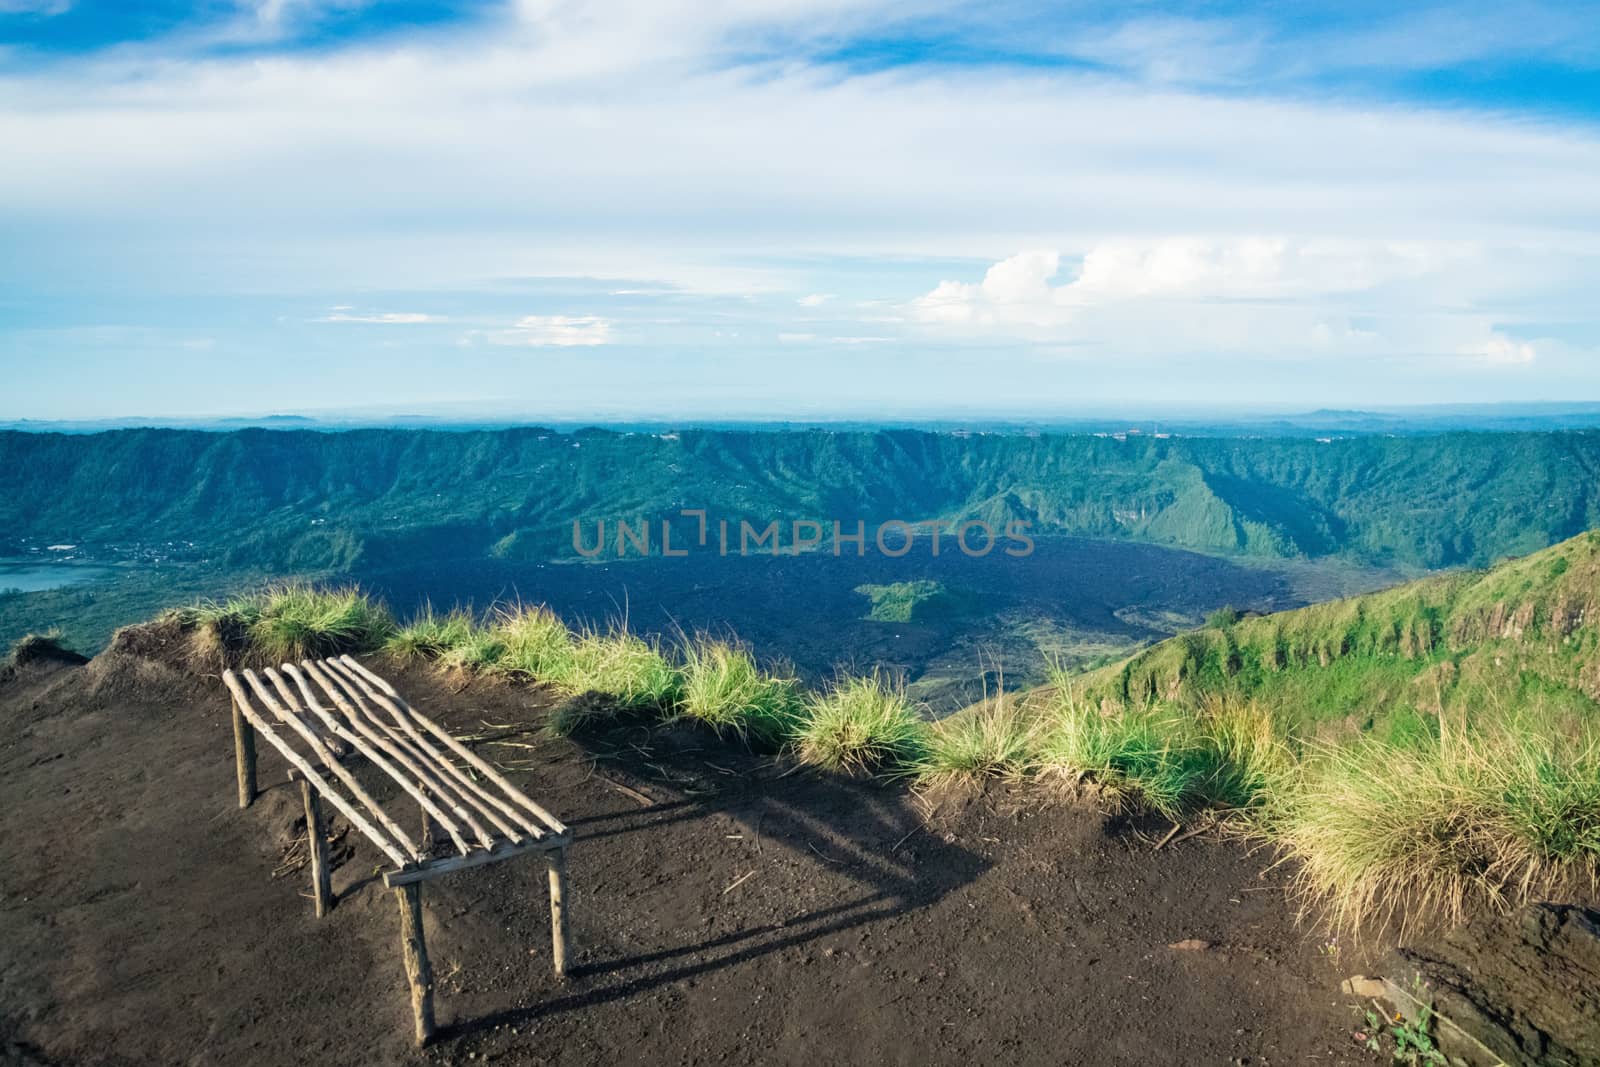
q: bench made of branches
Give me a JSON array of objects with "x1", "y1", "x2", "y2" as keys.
[{"x1": 221, "y1": 655, "x2": 572, "y2": 1045}]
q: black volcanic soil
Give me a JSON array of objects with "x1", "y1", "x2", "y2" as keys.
[
  {"x1": 351, "y1": 536, "x2": 1396, "y2": 712},
  {"x1": 1, "y1": 643, "x2": 1379, "y2": 1066}
]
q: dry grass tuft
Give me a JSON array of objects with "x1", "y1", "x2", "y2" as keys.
[{"x1": 1262, "y1": 718, "x2": 1600, "y2": 935}]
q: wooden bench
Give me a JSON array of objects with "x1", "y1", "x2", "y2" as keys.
[{"x1": 221, "y1": 655, "x2": 572, "y2": 1046}]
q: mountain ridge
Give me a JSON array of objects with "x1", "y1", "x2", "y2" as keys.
[{"x1": 4, "y1": 427, "x2": 1600, "y2": 573}]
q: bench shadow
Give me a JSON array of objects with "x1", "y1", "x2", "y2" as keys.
[{"x1": 441, "y1": 720, "x2": 990, "y2": 1039}]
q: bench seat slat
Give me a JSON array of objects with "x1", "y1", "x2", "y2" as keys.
[
  {"x1": 338, "y1": 655, "x2": 570, "y2": 836},
  {"x1": 242, "y1": 668, "x2": 423, "y2": 859},
  {"x1": 221, "y1": 671, "x2": 412, "y2": 868},
  {"x1": 323, "y1": 658, "x2": 541, "y2": 843},
  {"x1": 297, "y1": 660, "x2": 476, "y2": 855}
]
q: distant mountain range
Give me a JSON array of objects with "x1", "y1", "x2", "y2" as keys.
[
  {"x1": 3, "y1": 426, "x2": 1600, "y2": 574},
  {"x1": 7, "y1": 401, "x2": 1600, "y2": 437}
]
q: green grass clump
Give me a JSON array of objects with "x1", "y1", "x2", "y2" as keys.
[
  {"x1": 564, "y1": 628, "x2": 682, "y2": 707},
  {"x1": 911, "y1": 694, "x2": 1040, "y2": 787},
  {"x1": 1034, "y1": 669, "x2": 1289, "y2": 817},
  {"x1": 1200, "y1": 695, "x2": 1291, "y2": 810},
  {"x1": 386, "y1": 605, "x2": 476, "y2": 660},
  {"x1": 437, "y1": 626, "x2": 507, "y2": 671},
  {"x1": 1205, "y1": 605, "x2": 1242, "y2": 628},
  {"x1": 796, "y1": 674, "x2": 929, "y2": 773},
  {"x1": 676, "y1": 639, "x2": 799, "y2": 747},
  {"x1": 249, "y1": 585, "x2": 394, "y2": 662},
  {"x1": 1262, "y1": 720, "x2": 1600, "y2": 934},
  {"x1": 544, "y1": 627, "x2": 681, "y2": 735},
  {"x1": 489, "y1": 605, "x2": 574, "y2": 678},
  {"x1": 384, "y1": 603, "x2": 682, "y2": 731},
  {"x1": 183, "y1": 583, "x2": 394, "y2": 663},
  {"x1": 1039, "y1": 696, "x2": 1209, "y2": 818},
  {"x1": 855, "y1": 580, "x2": 953, "y2": 623},
  {"x1": 545, "y1": 630, "x2": 682, "y2": 734},
  {"x1": 488, "y1": 607, "x2": 679, "y2": 704}
]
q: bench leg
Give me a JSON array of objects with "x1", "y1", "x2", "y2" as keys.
[
  {"x1": 395, "y1": 884, "x2": 435, "y2": 1046},
  {"x1": 546, "y1": 846, "x2": 570, "y2": 978},
  {"x1": 418, "y1": 785, "x2": 434, "y2": 855},
  {"x1": 231, "y1": 695, "x2": 257, "y2": 809},
  {"x1": 300, "y1": 779, "x2": 333, "y2": 918}
]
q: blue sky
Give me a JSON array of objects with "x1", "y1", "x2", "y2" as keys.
[{"x1": 2, "y1": 0, "x2": 1599, "y2": 420}]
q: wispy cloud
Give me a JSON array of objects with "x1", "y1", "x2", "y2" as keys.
[
  {"x1": 475, "y1": 315, "x2": 614, "y2": 347},
  {"x1": 316, "y1": 310, "x2": 441, "y2": 324}
]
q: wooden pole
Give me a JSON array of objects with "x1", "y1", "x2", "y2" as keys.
[
  {"x1": 383, "y1": 833, "x2": 568, "y2": 888},
  {"x1": 547, "y1": 846, "x2": 571, "y2": 978},
  {"x1": 301, "y1": 778, "x2": 333, "y2": 918},
  {"x1": 265, "y1": 668, "x2": 349, "y2": 758},
  {"x1": 232, "y1": 694, "x2": 257, "y2": 809},
  {"x1": 418, "y1": 784, "x2": 434, "y2": 855},
  {"x1": 395, "y1": 884, "x2": 435, "y2": 1046}
]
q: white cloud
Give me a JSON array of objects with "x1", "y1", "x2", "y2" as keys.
[
  {"x1": 910, "y1": 241, "x2": 1552, "y2": 365},
  {"x1": 505, "y1": 0, "x2": 906, "y2": 82},
  {"x1": 913, "y1": 240, "x2": 1480, "y2": 329},
  {"x1": 5, "y1": 29, "x2": 1597, "y2": 282},
  {"x1": 780, "y1": 330, "x2": 894, "y2": 345},
  {"x1": 478, "y1": 315, "x2": 614, "y2": 347},
  {"x1": 1070, "y1": 239, "x2": 1458, "y2": 299},
  {"x1": 317, "y1": 310, "x2": 440, "y2": 324},
  {"x1": 913, "y1": 250, "x2": 1064, "y2": 326},
  {"x1": 1463, "y1": 332, "x2": 1537, "y2": 365},
  {"x1": 1046, "y1": 7, "x2": 1600, "y2": 92},
  {"x1": 797, "y1": 293, "x2": 832, "y2": 307},
  {"x1": 1065, "y1": 17, "x2": 1267, "y2": 86}
]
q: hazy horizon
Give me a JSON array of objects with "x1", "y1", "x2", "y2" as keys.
[{"x1": 8, "y1": 398, "x2": 1600, "y2": 432}]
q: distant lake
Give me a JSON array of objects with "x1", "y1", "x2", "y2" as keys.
[{"x1": 0, "y1": 559, "x2": 116, "y2": 594}]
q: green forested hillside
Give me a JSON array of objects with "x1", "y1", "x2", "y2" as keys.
[{"x1": 3, "y1": 427, "x2": 1599, "y2": 571}]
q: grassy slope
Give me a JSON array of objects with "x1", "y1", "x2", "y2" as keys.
[
  {"x1": 952, "y1": 532, "x2": 1600, "y2": 931},
  {"x1": 1053, "y1": 529, "x2": 1600, "y2": 741}
]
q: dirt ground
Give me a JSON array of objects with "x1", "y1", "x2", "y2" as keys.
[{"x1": 0, "y1": 638, "x2": 1381, "y2": 1066}]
